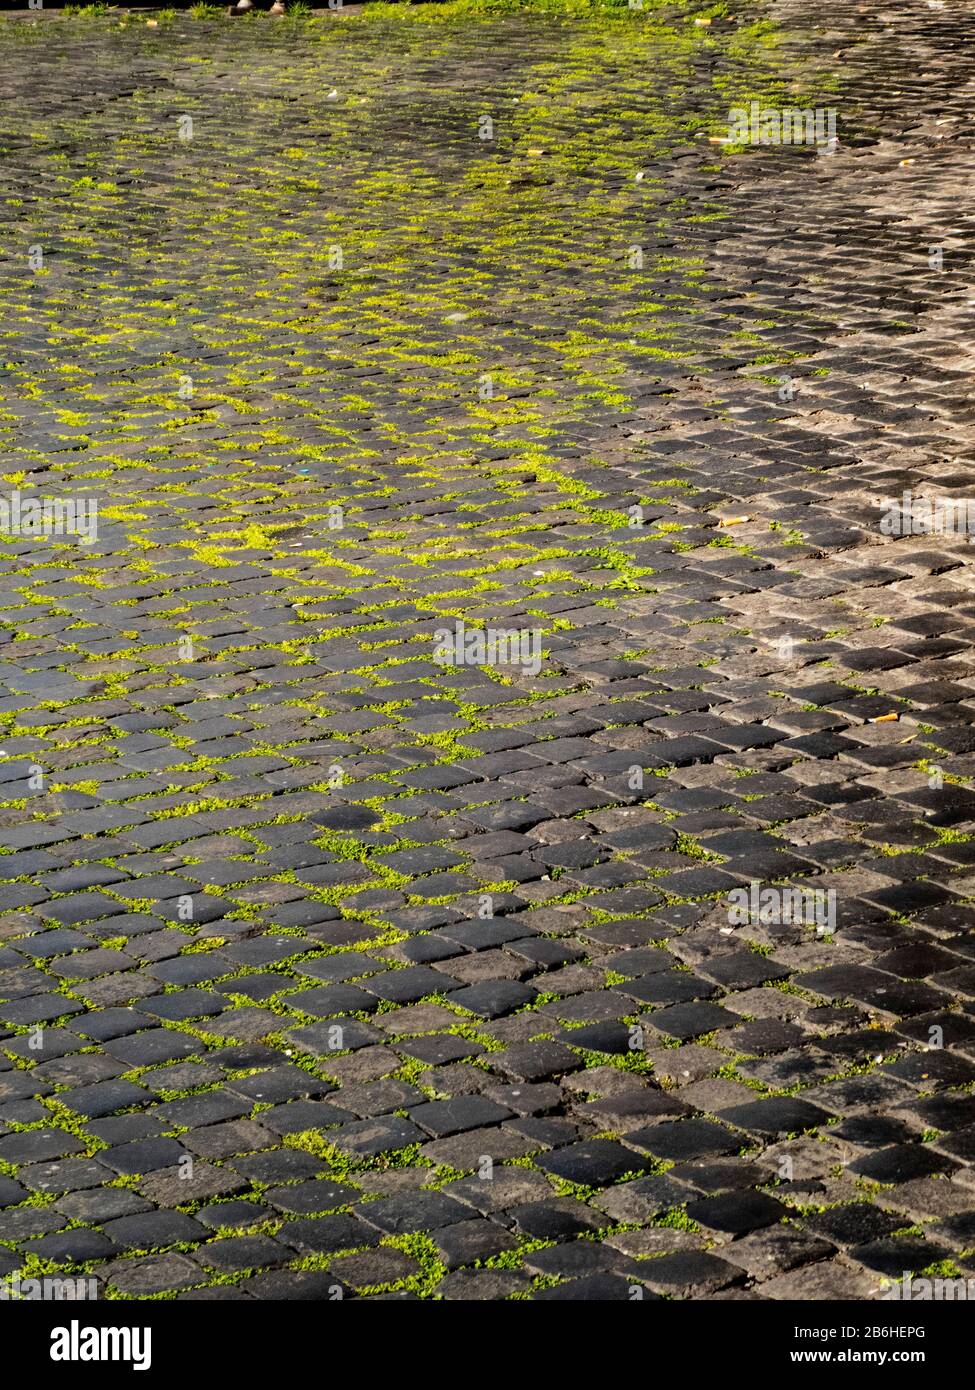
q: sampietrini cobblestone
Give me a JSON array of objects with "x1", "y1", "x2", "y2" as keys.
[{"x1": 0, "y1": 0, "x2": 974, "y2": 1302}]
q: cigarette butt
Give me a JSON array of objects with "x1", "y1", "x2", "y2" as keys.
[
  {"x1": 871, "y1": 713, "x2": 898, "y2": 722},
  {"x1": 719, "y1": 516, "x2": 750, "y2": 527}
]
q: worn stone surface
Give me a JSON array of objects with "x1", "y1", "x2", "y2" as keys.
[{"x1": 0, "y1": 0, "x2": 973, "y2": 1301}]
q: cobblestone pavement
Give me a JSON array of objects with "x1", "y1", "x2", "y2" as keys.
[{"x1": 2, "y1": 0, "x2": 975, "y2": 1302}]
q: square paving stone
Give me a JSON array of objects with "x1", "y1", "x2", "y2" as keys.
[
  {"x1": 59, "y1": 1078, "x2": 151, "y2": 1119},
  {"x1": 648, "y1": 1001, "x2": 741, "y2": 1040},
  {"x1": 433, "y1": 1218, "x2": 519, "y2": 1270},
  {"x1": 87, "y1": 1115, "x2": 164, "y2": 1147},
  {"x1": 230, "y1": 1150, "x2": 329, "y2": 1184},
  {"x1": 103, "y1": 1138, "x2": 190, "y2": 1176},
  {"x1": 40, "y1": 893, "x2": 127, "y2": 926},
  {"x1": 177, "y1": 1286, "x2": 254, "y2": 1302},
  {"x1": 932, "y1": 1213, "x2": 975, "y2": 1247},
  {"x1": 195, "y1": 1201, "x2": 270, "y2": 1232},
  {"x1": 286, "y1": 1018, "x2": 384, "y2": 1056},
  {"x1": 408, "y1": 1096, "x2": 513, "y2": 1137},
  {"x1": 0, "y1": 1212, "x2": 68, "y2": 1256},
  {"x1": 137, "y1": 1162, "x2": 248, "y2": 1206},
  {"x1": 396, "y1": 935, "x2": 466, "y2": 965},
  {"x1": 534, "y1": 1273, "x2": 645, "y2": 1301},
  {"x1": 490, "y1": 1040, "x2": 583, "y2": 1081},
  {"x1": 0, "y1": 1131, "x2": 84, "y2": 1165},
  {"x1": 684, "y1": 1190, "x2": 788, "y2": 1235},
  {"x1": 484, "y1": 1082, "x2": 561, "y2": 1116},
  {"x1": 930, "y1": 1126, "x2": 975, "y2": 1165},
  {"x1": 698, "y1": 952, "x2": 790, "y2": 989},
  {"x1": 523, "y1": 1241, "x2": 629, "y2": 1280},
  {"x1": 282, "y1": 984, "x2": 379, "y2": 1017},
  {"x1": 238, "y1": 1269, "x2": 351, "y2": 1301},
  {"x1": 363, "y1": 965, "x2": 462, "y2": 1005},
  {"x1": 803, "y1": 1204, "x2": 906, "y2": 1246},
  {"x1": 602, "y1": 946, "x2": 674, "y2": 978},
  {"x1": 266, "y1": 1179, "x2": 360, "y2": 1215},
  {"x1": 668, "y1": 1158, "x2": 765, "y2": 1194},
  {"x1": 328, "y1": 1247, "x2": 420, "y2": 1289},
  {"x1": 636, "y1": 1251, "x2": 743, "y2": 1295},
  {"x1": 536, "y1": 1139, "x2": 651, "y2": 1187},
  {"x1": 197, "y1": 1234, "x2": 289, "y2": 1272},
  {"x1": 226, "y1": 1064, "x2": 332, "y2": 1104},
  {"x1": 575, "y1": 1088, "x2": 689, "y2": 1130},
  {"x1": 625, "y1": 1119, "x2": 740, "y2": 1162},
  {"x1": 281, "y1": 1214, "x2": 381, "y2": 1256},
  {"x1": 56, "y1": 1189, "x2": 152, "y2": 1224},
  {"x1": 448, "y1": 979, "x2": 538, "y2": 1018},
  {"x1": 199, "y1": 1007, "x2": 284, "y2": 1044},
  {"x1": 357, "y1": 1191, "x2": 470, "y2": 1235},
  {"x1": 23, "y1": 1228, "x2": 117, "y2": 1265},
  {"x1": 0, "y1": 994, "x2": 85, "y2": 1027},
  {"x1": 849, "y1": 1236, "x2": 957, "y2": 1278},
  {"x1": 332, "y1": 1116, "x2": 426, "y2": 1158},
  {"x1": 717, "y1": 1096, "x2": 832, "y2": 1137},
  {"x1": 508, "y1": 1198, "x2": 605, "y2": 1239},
  {"x1": 556, "y1": 1021, "x2": 635, "y2": 1055},
  {"x1": 152, "y1": 1093, "x2": 249, "y2": 1129},
  {"x1": 138, "y1": 989, "x2": 226, "y2": 1022},
  {"x1": 848, "y1": 1145, "x2": 958, "y2": 1183},
  {"x1": 326, "y1": 1077, "x2": 424, "y2": 1119},
  {"x1": 901, "y1": 1095, "x2": 975, "y2": 1133},
  {"x1": 725, "y1": 1019, "x2": 806, "y2": 1055},
  {"x1": 592, "y1": 1174, "x2": 693, "y2": 1224},
  {"x1": 100, "y1": 1211, "x2": 207, "y2": 1252},
  {"x1": 831, "y1": 1115, "x2": 916, "y2": 1148},
  {"x1": 105, "y1": 1253, "x2": 203, "y2": 1297},
  {"x1": 883, "y1": 1053, "x2": 975, "y2": 1088},
  {"x1": 396, "y1": 1034, "x2": 485, "y2": 1066},
  {"x1": 720, "y1": 1227, "x2": 836, "y2": 1279},
  {"x1": 441, "y1": 1169, "x2": 552, "y2": 1215},
  {"x1": 103, "y1": 1029, "x2": 199, "y2": 1067},
  {"x1": 297, "y1": 951, "x2": 380, "y2": 984},
  {"x1": 618, "y1": 972, "x2": 717, "y2": 1007},
  {"x1": 20, "y1": 1157, "x2": 112, "y2": 1194},
  {"x1": 183, "y1": 1119, "x2": 277, "y2": 1161}
]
